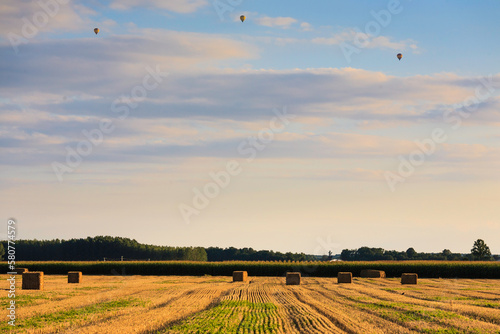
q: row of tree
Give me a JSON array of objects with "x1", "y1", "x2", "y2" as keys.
[
  {"x1": 0, "y1": 236, "x2": 314, "y2": 262},
  {"x1": 0, "y1": 236, "x2": 207, "y2": 261},
  {"x1": 0, "y1": 237, "x2": 496, "y2": 262},
  {"x1": 206, "y1": 247, "x2": 316, "y2": 262},
  {"x1": 340, "y1": 247, "x2": 463, "y2": 261},
  {"x1": 340, "y1": 240, "x2": 496, "y2": 261}
]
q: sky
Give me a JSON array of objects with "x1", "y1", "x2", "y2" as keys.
[{"x1": 1, "y1": 0, "x2": 499, "y2": 256}]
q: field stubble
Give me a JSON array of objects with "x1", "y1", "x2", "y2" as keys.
[{"x1": 1, "y1": 275, "x2": 499, "y2": 333}]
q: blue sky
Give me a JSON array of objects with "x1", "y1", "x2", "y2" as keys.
[{"x1": 1, "y1": 0, "x2": 500, "y2": 255}]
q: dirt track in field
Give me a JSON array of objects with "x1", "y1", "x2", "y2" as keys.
[{"x1": 2, "y1": 275, "x2": 500, "y2": 333}]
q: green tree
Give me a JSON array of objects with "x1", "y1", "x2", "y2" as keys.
[
  {"x1": 442, "y1": 249, "x2": 452, "y2": 260},
  {"x1": 406, "y1": 247, "x2": 417, "y2": 259},
  {"x1": 340, "y1": 249, "x2": 354, "y2": 261},
  {"x1": 471, "y1": 239, "x2": 492, "y2": 260}
]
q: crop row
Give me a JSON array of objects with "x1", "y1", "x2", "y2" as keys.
[{"x1": 6, "y1": 261, "x2": 500, "y2": 278}]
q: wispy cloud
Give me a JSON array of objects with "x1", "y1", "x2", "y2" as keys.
[
  {"x1": 109, "y1": 0, "x2": 208, "y2": 13},
  {"x1": 300, "y1": 22, "x2": 313, "y2": 32},
  {"x1": 0, "y1": 0, "x2": 94, "y2": 36},
  {"x1": 1, "y1": 29, "x2": 257, "y2": 95},
  {"x1": 312, "y1": 28, "x2": 418, "y2": 51},
  {"x1": 2, "y1": 38, "x2": 500, "y2": 184},
  {"x1": 254, "y1": 16, "x2": 298, "y2": 29}
]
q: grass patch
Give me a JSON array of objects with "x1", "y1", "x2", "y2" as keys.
[
  {"x1": 426, "y1": 296, "x2": 472, "y2": 301},
  {"x1": 352, "y1": 296, "x2": 371, "y2": 301},
  {"x1": 473, "y1": 301, "x2": 500, "y2": 309},
  {"x1": 420, "y1": 328, "x2": 461, "y2": 334},
  {"x1": 358, "y1": 301, "x2": 461, "y2": 324},
  {"x1": 422, "y1": 310, "x2": 461, "y2": 320},
  {"x1": 160, "y1": 300, "x2": 279, "y2": 333},
  {"x1": 76, "y1": 286, "x2": 108, "y2": 290},
  {"x1": 0, "y1": 293, "x2": 51, "y2": 306}
]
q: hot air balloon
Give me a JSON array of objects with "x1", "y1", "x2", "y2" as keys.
[
  {"x1": 94, "y1": 28, "x2": 99, "y2": 35},
  {"x1": 240, "y1": 15, "x2": 245, "y2": 22},
  {"x1": 397, "y1": 53, "x2": 402, "y2": 61}
]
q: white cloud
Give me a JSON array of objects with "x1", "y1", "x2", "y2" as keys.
[
  {"x1": 0, "y1": 0, "x2": 95, "y2": 37},
  {"x1": 300, "y1": 22, "x2": 313, "y2": 32},
  {"x1": 0, "y1": 29, "x2": 258, "y2": 95},
  {"x1": 2, "y1": 29, "x2": 500, "y2": 184},
  {"x1": 312, "y1": 28, "x2": 418, "y2": 51},
  {"x1": 255, "y1": 16, "x2": 298, "y2": 29},
  {"x1": 109, "y1": 0, "x2": 208, "y2": 13}
]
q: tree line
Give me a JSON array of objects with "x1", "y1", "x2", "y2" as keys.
[
  {"x1": 0, "y1": 236, "x2": 207, "y2": 261},
  {"x1": 0, "y1": 237, "x2": 496, "y2": 262},
  {"x1": 205, "y1": 247, "x2": 316, "y2": 262},
  {"x1": 0, "y1": 236, "x2": 315, "y2": 262},
  {"x1": 340, "y1": 239, "x2": 496, "y2": 261}
]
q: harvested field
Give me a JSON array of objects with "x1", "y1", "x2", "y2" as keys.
[{"x1": 1, "y1": 275, "x2": 499, "y2": 333}]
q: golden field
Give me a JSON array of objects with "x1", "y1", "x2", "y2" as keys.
[{"x1": 1, "y1": 274, "x2": 500, "y2": 333}]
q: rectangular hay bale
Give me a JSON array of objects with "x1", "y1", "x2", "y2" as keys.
[
  {"x1": 360, "y1": 269, "x2": 386, "y2": 278},
  {"x1": 337, "y1": 272, "x2": 353, "y2": 283},
  {"x1": 13, "y1": 268, "x2": 28, "y2": 275},
  {"x1": 286, "y1": 272, "x2": 301, "y2": 285},
  {"x1": 68, "y1": 271, "x2": 82, "y2": 283},
  {"x1": 22, "y1": 272, "x2": 44, "y2": 290},
  {"x1": 232, "y1": 271, "x2": 248, "y2": 282},
  {"x1": 401, "y1": 273, "x2": 418, "y2": 285}
]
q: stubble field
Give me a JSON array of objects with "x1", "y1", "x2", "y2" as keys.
[{"x1": 1, "y1": 274, "x2": 500, "y2": 333}]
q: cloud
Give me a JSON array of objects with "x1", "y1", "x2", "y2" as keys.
[
  {"x1": 109, "y1": 0, "x2": 208, "y2": 13},
  {"x1": 1, "y1": 28, "x2": 499, "y2": 185},
  {"x1": 3, "y1": 42, "x2": 499, "y2": 124},
  {"x1": 312, "y1": 29, "x2": 418, "y2": 51},
  {"x1": 300, "y1": 22, "x2": 313, "y2": 32},
  {"x1": 241, "y1": 35, "x2": 301, "y2": 47},
  {"x1": 0, "y1": 29, "x2": 257, "y2": 97},
  {"x1": 254, "y1": 16, "x2": 298, "y2": 29},
  {"x1": 0, "y1": 0, "x2": 95, "y2": 37}
]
